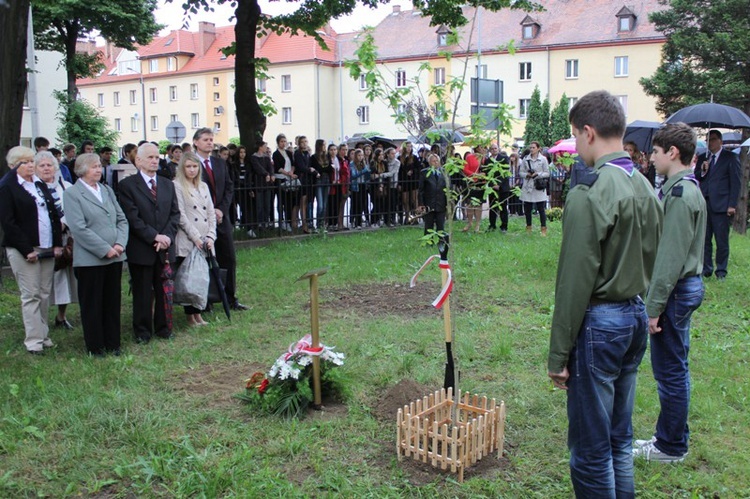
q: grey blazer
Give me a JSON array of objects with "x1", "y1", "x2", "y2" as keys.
[{"x1": 63, "y1": 181, "x2": 129, "y2": 267}]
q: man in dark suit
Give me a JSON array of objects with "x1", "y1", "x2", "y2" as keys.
[
  {"x1": 418, "y1": 153, "x2": 448, "y2": 243},
  {"x1": 118, "y1": 143, "x2": 180, "y2": 343},
  {"x1": 193, "y1": 127, "x2": 248, "y2": 310},
  {"x1": 694, "y1": 130, "x2": 742, "y2": 279},
  {"x1": 486, "y1": 144, "x2": 511, "y2": 232}
]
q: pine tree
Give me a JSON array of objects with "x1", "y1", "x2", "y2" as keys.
[
  {"x1": 549, "y1": 93, "x2": 571, "y2": 144},
  {"x1": 523, "y1": 86, "x2": 548, "y2": 146}
]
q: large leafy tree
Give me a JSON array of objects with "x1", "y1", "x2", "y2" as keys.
[
  {"x1": 641, "y1": 0, "x2": 750, "y2": 233},
  {"x1": 54, "y1": 90, "x2": 119, "y2": 150},
  {"x1": 32, "y1": 0, "x2": 162, "y2": 103},
  {"x1": 523, "y1": 86, "x2": 549, "y2": 147},
  {"x1": 0, "y1": 0, "x2": 31, "y2": 174},
  {"x1": 549, "y1": 93, "x2": 570, "y2": 144}
]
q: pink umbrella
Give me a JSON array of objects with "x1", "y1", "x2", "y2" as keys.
[{"x1": 548, "y1": 138, "x2": 576, "y2": 154}]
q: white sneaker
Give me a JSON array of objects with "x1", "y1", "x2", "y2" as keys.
[
  {"x1": 632, "y1": 441, "x2": 687, "y2": 463},
  {"x1": 633, "y1": 436, "x2": 656, "y2": 449},
  {"x1": 246, "y1": 229, "x2": 257, "y2": 238}
]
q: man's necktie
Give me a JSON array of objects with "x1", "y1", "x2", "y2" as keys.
[
  {"x1": 149, "y1": 178, "x2": 157, "y2": 200},
  {"x1": 658, "y1": 187, "x2": 664, "y2": 201},
  {"x1": 710, "y1": 153, "x2": 717, "y2": 169},
  {"x1": 204, "y1": 158, "x2": 216, "y2": 203}
]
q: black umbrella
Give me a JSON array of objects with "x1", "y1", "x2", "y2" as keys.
[
  {"x1": 366, "y1": 135, "x2": 398, "y2": 150},
  {"x1": 207, "y1": 252, "x2": 231, "y2": 320},
  {"x1": 665, "y1": 103, "x2": 750, "y2": 129},
  {"x1": 624, "y1": 120, "x2": 662, "y2": 153},
  {"x1": 346, "y1": 135, "x2": 373, "y2": 149},
  {"x1": 418, "y1": 127, "x2": 465, "y2": 146}
]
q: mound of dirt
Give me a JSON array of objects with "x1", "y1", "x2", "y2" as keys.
[
  {"x1": 372, "y1": 379, "x2": 433, "y2": 421},
  {"x1": 321, "y1": 282, "x2": 468, "y2": 317}
]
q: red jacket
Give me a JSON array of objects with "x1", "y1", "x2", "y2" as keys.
[{"x1": 330, "y1": 158, "x2": 350, "y2": 196}]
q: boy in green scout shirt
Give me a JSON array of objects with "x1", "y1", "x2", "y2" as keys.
[
  {"x1": 633, "y1": 123, "x2": 706, "y2": 463},
  {"x1": 548, "y1": 90, "x2": 662, "y2": 498}
]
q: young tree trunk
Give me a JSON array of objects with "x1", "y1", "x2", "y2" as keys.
[
  {"x1": 64, "y1": 21, "x2": 80, "y2": 104},
  {"x1": 0, "y1": 0, "x2": 31, "y2": 174},
  {"x1": 234, "y1": 0, "x2": 265, "y2": 153}
]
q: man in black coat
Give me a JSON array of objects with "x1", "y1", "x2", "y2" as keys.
[
  {"x1": 486, "y1": 144, "x2": 512, "y2": 232},
  {"x1": 118, "y1": 143, "x2": 180, "y2": 343},
  {"x1": 694, "y1": 130, "x2": 742, "y2": 279},
  {"x1": 193, "y1": 127, "x2": 248, "y2": 310},
  {"x1": 418, "y1": 153, "x2": 448, "y2": 242}
]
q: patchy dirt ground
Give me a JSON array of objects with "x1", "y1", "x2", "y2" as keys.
[
  {"x1": 372, "y1": 379, "x2": 433, "y2": 421},
  {"x1": 319, "y1": 282, "x2": 470, "y2": 317},
  {"x1": 173, "y1": 361, "x2": 265, "y2": 409}
]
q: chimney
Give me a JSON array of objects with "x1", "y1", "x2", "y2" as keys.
[
  {"x1": 198, "y1": 21, "x2": 216, "y2": 56},
  {"x1": 392, "y1": 5, "x2": 401, "y2": 13}
]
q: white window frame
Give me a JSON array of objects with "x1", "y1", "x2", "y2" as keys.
[
  {"x1": 519, "y1": 62, "x2": 532, "y2": 81},
  {"x1": 359, "y1": 74, "x2": 368, "y2": 91},
  {"x1": 519, "y1": 98, "x2": 531, "y2": 119},
  {"x1": 522, "y1": 25, "x2": 534, "y2": 39},
  {"x1": 619, "y1": 17, "x2": 632, "y2": 32},
  {"x1": 437, "y1": 33, "x2": 447, "y2": 46},
  {"x1": 257, "y1": 78, "x2": 267, "y2": 94},
  {"x1": 129, "y1": 89, "x2": 137, "y2": 105},
  {"x1": 149, "y1": 87, "x2": 157, "y2": 103},
  {"x1": 191, "y1": 113, "x2": 200, "y2": 129},
  {"x1": 214, "y1": 121, "x2": 222, "y2": 132},
  {"x1": 397, "y1": 103, "x2": 406, "y2": 116},
  {"x1": 131, "y1": 117, "x2": 139, "y2": 132},
  {"x1": 615, "y1": 56, "x2": 629, "y2": 77},
  {"x1": 213, "y1": 77, "x2": 220, "y2": 86},
  {"x1": 475, "y1": 64, "x2": 488, "y2": 79},
  {"x1": 114, "y1": 118, "x2": 121, "y2": 131},
  {"x1": 282, "y1": 107, "x2": 292, "y2": 124},
  {"x1": 190, "y1": 83, "x2": 199, "y2": 100},
  {"x1": 149, "y1": 59, "x2": 158, "y2": 73},
  {"x1": 568, "y1": 97, "x2": 578, "y2": 110},
  {"x1": 434, "y1": 67, "x2": 446, "y2": 86},
  {"x1": 167, "y1": 57, "x2": 175, "y2": 71},
  {"x1": 97, "y1": 93, "x2": 104, "y2": 107},
  {"x1": 213, "y1": 92, "x2": 220, "y2": 102},
  {"x1": 617, "y1": 95, "x2": 628, "y2": 116},
  {"x1": 358, "y1": 105, "x2": 370, "y2": 125},
  {"x1": 565, "y1": 59, "x2": 579, "y2": 79},
  {"x1": 170, "y1": 114, "x2": 178, "y2": 123},
  {"x1": 150, "y1": 115, "x2": 158, "y2": 131},
  {"x1": 113, "y1": 91, "x2": 120, "y2": 106},
  {"x1": 169, "y1": 86, "x2": 177, "y2": 101},
  {"x1": 396, "y1": 69, "x2": 406, "y2": 88},
  {"x1": 281, "y1": 75, "x2": 292, "y2": 92}
]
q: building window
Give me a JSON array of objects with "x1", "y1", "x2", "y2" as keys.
[
  {"x1": 149, "y1": 59, "x2": 158, "y2": 73},
  {"x1": 129, "y1": 89, "x2": 137, "y2": 105},
  {"x1": 519, "y1": 62, "x2": 532, "y2": 81},
  {"x1": 565, "y1": 59, "x2": 579, "y2": 79},
  {"x1": 359, "y1": 74, "x2": 368, "y2": 91},
  {"x1": 213, "y1": 77, "x2": 220, "y2": 86},
  {"x1": 214, "y1": 121, "x2": 221, "y2": 132},
  {"x1": 97, "y1": 93, "x2": 104, "y2": 107},
  {"x1": 434, "y1": 67, "x2": 446, "y2": 85},
  {"x1": 438, "y1": 33, "x2": 447, "y2": 46},
  {"x1": 191, "y1": 113, "x2": 200, "y2": 128},
  {"x1": 519, "y1": 98, "x2": 531, "y2": 119},
  {"x1": 213, "y1": 107, "x2": 223, "y2": 116},
  {"x1": 568, "y1": 97, "x2": 578, "y2": 110},
  {"x1": 397, "y1": 103, "x2": 406, "y2": 115},
  {"x1": 619, "y1": 17, "x2": 632, "y2": 31},
  {"x1": 615, "y1": 56, "x2": 629, "y2": 77},
  {"x1": 150, "y1": 115, "x2": 158, "y2": 131},
  {"x1": 113, "y1": 91, "x2": 120, "y2": 106},
  {"x1": 281, "y1": 75, "x2": 292, "y2": 92},
  {"x1": 358, "y1": 105, "x2": 370, "y2": 124},
  {"x1": 434, "y1": 102, "x2": 446, "y2": 121},
  {"x1": 523, "y1": 25, "x2": 534, "y2": 39},
  {"x1": 114, "y1": 118, "x2": 121, "y2": 131},
  {"x1": 149, "y1": 87, "x2": 157, "y2": 103},
  {"x1": 167, "y1": 57, "x2": 175, "y2": 71},
  {"x1": 257, "y1": 78, "x2": 267, "y2": 93},
  {"x1": 169, "y1": 86, "x2": 177, "y2": 101},
  {"x1": 617, "y1": 95, "x2": 628, "y2": 116},
  {"x1": 282, "y1": 107, "x2": 292, "y2": 124},
  {"x1": 213, "y1": 92, "x2": 220, "y2": 101},
  {"x1": 131, "y1": 117, "x2": 139, "y2": 132},
  {"x1": 475, "y1": 64, "x2": 488, "y2": 79},
  {"x1": 396, "y1": 69, "x2": 406, "y2": 88},
  {"x1": 170, "y1": 114, "x2": 178, "y2": 123},
  {"x1": 190, "y1": 83, "x2": 199, "y2": 100}
]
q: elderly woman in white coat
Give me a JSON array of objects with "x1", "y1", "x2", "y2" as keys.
[
  {"x1": 34, "y1": 151, "x2": 78, "y2": 330},
  {"x1": 63, "y1": 153, "x2": 129, "y2": 356},
  {"x1": 173, "y1": 152, "x2": 216, "y2": 326},
  {"x1": 519, "y1": 141, "x2": 550, "y2": 236}
]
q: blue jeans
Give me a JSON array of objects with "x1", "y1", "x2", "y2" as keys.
[
  {"x1": 316, "y1": 185, "x2": 329, "y2": 228},
  {"x1": 650, "y1": 276, "x2": 703, "y2": 456},
  {"x1": 567, "y1": 298, "x2": 648, "y2": 499}
]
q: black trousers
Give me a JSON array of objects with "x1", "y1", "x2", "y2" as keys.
[
  {"x1": 129, "y1": 261, "x2": 169, "y2": 340},
  {"x1": 215, "y1": 219, "x2": 238, "y2": 304},
  {"x1": 524, "y1": 201, "x2": 547, "y2": 228},
  {"x1": 423, "y1": 210, "x2": 446, "y2": 235},
  {"x1": 489, "y1": 191, "x2": 511, "y2": 230},
  {"x1": 76, "y1": 263, "x2": 123, "y2": 354},
  {"x1": 704, "y1": 204, "x2": 730, "y2": 277}
]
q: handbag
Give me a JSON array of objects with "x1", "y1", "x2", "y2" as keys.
[
  {"x1": 54, "y1": 234, "x2": 74, "y2": 271},
  {"x1": 534, "y1": 177, "x2": 549, "y2": 191},
  {"x1": 280, "y1": 178, "x2": 301, "y2": 191},
  {"x1": 174, "y1": 247, "x2": 210, "y2": 310}
]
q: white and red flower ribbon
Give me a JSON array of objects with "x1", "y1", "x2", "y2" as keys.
[
  {"x1": 283, "y1": 334, "x2": 325, "y2": 361},
  {"x1": 410, "y1": 255, "x2": 453, "y2": 309}
]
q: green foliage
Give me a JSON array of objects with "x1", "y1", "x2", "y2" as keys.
[
  {"x1": 523, "y1": 86, "x2": 550, "y2": 147},
  {"x1": 639, "y1": 0, "x2": 750, "y2": 116},
  {"x1": 228, "y1": 137, "x2": 241, "y2": 146},
  {"x1": 545, "y1": 207, "x2": 563, "y2": 222},
  {"x1": 54, "y1": 90, "x2": 119, "y2": 150},
  {"x1": 549, "y1": 93, "x2": 571, "y2": 143},
  {"x1": 157, "y1": 140, "x2": 172, "y2": 155}
]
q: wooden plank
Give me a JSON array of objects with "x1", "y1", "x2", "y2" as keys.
[
  {"x1": 440, "y1": 423, "x2": 449, "y2": 470},
  {"x1": 432, "y1": 420, "x2": 439, "y2": 468},
  {"x1": 451, "y1": 425, "x2": 459, "y2": 473},
  {"x1": 497, "y1": 401, "x2": 506, "y2": 458},
  {"x1": 397, "y1": 408, "x2": 403, "y2": 461}
]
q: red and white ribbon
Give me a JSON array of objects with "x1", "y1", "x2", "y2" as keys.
[
  {"x1": 410, "y1": 255, "x2": 453, "y2": 309},
  {"x1": 283, "y1": 334, "x2": 324, "y2": 361}
]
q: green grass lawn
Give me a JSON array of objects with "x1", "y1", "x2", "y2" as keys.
[{"x1": 0, "y1": 217, "x2": 748, "y2": 497}]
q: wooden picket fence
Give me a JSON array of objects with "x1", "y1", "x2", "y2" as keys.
[{"x1": 396, "y1": 388, "x2": 506, "y2": 482}]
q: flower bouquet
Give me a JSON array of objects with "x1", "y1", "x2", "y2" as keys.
[{"x1": 237, "y1": 334, "x2": 346, "y2": 419}]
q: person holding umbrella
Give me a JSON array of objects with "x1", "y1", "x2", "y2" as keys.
[
  {"x1": 694, "y1": 130, "x2": 742, "y2": 279},
  {"x1": 118, "y1": 143, "x2": 180, "y2": 344}
]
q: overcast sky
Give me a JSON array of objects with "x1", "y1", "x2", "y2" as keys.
[{"x1": 155, "y1": 0, "x2": 415, "y2": 34}]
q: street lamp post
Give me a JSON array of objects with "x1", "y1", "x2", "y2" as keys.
[{"x1": 126, "y1": 67, "x2": 147, "y2": 141}]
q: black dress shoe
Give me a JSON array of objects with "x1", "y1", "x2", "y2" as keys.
[
  {"x1": 134, "y1": 335, "x2": 151, "y2": 344},
  {"x1": 27, "y1": 349, "x2": 44, "y2": 356},
  {"x1": 231, "y1": 301, "x2": 249, "y2": 311},
  {"x1": 702, "y1": 271, "x2": 713, "y2": 278},
  {"x1": 716, "y1": 273, "x2": 727, "y2": 280},
  {"x1": 156, "y1": 332, "x2": 174, "y2": 340},
  {"x1": 55, "y1": 318, "x2": 74, "y2": 330},
  {"x1": 109, "y1": 348, "x2": 122, "y2": 356}
]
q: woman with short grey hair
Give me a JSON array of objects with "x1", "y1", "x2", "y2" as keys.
[{"x1": 35, "y1": 151, "x2": 78, "y2": 330}]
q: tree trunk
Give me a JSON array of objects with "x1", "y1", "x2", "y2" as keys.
[
  {"x1": 64, "y1": 21, "x2": 80, "y2": 104},
  {"x1": 0, "y1": 0, "x2": 31, "y2": 175},
  {"x1": 234, "y1": 0, "x2": 265, "y2": 153},
  {"x1": 732, "y1": 117, "x2": 749, "y2": 235}
]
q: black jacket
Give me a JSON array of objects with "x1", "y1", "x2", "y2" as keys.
[
  {"x1": 0, "y1": 179, "x2": 63, "y2": 256},
  {"x1": 418, "y1": 168, "x2": 448, "y2": 213}
]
